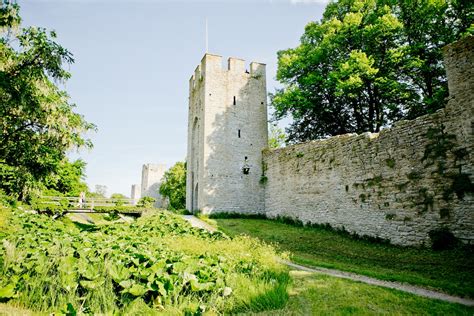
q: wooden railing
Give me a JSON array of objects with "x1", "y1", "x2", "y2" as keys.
[{"x1": 40, "y1": 196, "x2": 135, "y2": 210}]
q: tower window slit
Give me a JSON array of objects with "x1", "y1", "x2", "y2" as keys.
[
  {"x1": 233, "y1": 96, "x2": 236, "y2": 105},
  {"x1": 238, "y1": 129, "x2": 241, "y2": 138}
]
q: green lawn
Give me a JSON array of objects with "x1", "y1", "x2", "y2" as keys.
[
  {"x1": 265, "y1": 271, "x2": 474, "y2": 315},
  {"x1": 208, "y1": 218, "x2": 474, "y2": 298}
]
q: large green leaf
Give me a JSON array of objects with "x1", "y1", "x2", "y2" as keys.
[
  {"x1": 0, "y1": 283, "x2": 16, "y2": 299},
  {"x1": 79, "y1": 279, "x2": 104, "y2": 290},
  {"x1": 107, "y1": 263, "x2": 130, "y2": 282},
  {"x1": 126, "y1": 284, "x2": 147, "y2": 297},
  {"x1": 119, "y1": 280, "x2": 133, "y2": 289}
]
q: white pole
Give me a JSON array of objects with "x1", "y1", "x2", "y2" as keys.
[{"x1": 205, "y1": 17, "x2": 208, "y2": 53}]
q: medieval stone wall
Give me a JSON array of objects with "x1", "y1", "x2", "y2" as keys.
[
  {"x1": 263, "y1": 36, "x2": 474, "y2": 246},
  {"x1": 130, "y1": 184, "x2": 141, "y2": 205},
  {"x1": 186, "y1": 54, "x2": 268, "y2": 214},
  {"x1": 141, "y1": 163, "x2": 166, "y2": 207}
]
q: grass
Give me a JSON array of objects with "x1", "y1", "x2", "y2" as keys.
[
  {"x1": 0, "y1": 303, "x2": 41, "y2": 315},
  {"x1": 265, "y1": 271, "x2": 474, "y2": 315},
  {"x1": 207, "y1": 217, "x2": 474, "y2": 298}
]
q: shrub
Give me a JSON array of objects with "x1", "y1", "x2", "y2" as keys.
[
  {"x1": 171, "y1": 209, "x2": 192, "y2": 215},
  {"x1": 136, "y1": 196, "x2": 156, "y2": 208}
]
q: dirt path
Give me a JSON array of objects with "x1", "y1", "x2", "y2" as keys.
[
  {"x1": 181, "y1": 215, "x2": 474, "y2": 307},
  {"x1": 182, "y1": 215, "x2": 216, "y2": 232},
  {"x1": 283, "y1": 260, "x2": 474, "y2": 306}
]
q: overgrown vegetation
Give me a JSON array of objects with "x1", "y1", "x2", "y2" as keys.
[
  {"x1": 422, "y1": 125, "x2": 474, "y2": 201},
  {"x1": 136, "y1": 196, "x2": 156, "y2": 208},
  {"x1": 208, "y1": 217, "x2": 474, "y2": 298},
  {"x1": 268, "y1": 124, "x2": 286, "y2": 149},
  {"x1": 0, "y1": 209, "x2": 289, "y2": 314}
]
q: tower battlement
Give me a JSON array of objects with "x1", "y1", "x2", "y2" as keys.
[{"x1": 189, "y1": 53, "x2": 266, "y2": 91}]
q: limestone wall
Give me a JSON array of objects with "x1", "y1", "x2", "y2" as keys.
[
  {"x1": 186, "y1": 54, "x2": 268, "y2": 214},
  {"x1": 141, "y1": 163, "x2": 166, "y2": 207},
  {"x1": 130, "y1": 184, "x2": 141, "y2": 206},
  {"x1": 263, "y1": 36, "x2": 474, "y2": 246}
]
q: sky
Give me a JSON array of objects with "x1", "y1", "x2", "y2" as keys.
[{"x1": 20, "y1": 0, "x2": 327, "y2": 197}]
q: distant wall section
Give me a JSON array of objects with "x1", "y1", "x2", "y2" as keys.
[
  {"x1": 130, "y1": 184, "x2": 141, "y2": 206},
  {"x1": 141, "y1": 163, "x2": 166, "y2": 207}
]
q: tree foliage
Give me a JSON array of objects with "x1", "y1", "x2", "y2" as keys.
[
  {"x1": 268, "y1": 124, "x2": 286, "y2": 149},
  {"x1": 94, "y1": 185, "x2": 107, "y2": 198},
  {"x1": 43, "y1": 159, "x2": 88, "y2": 196},
  {"x1": 110, "y1": 193, "x2": 128, "y2": 200},
  {"x1": 159, "y1": 162, "x2": 186, "y2": 210},
  {"x1": 110, "y1": 193, "x2": 128, "y2": 206},
  {"x1": 272, "y1": 0, "x2": 473, "y2": 143},
  {"x1": 0, "y1": 1, "x2": 95, "y2": 199},
  {"x1": 137, "y1": 196, "x2": 156, "y2": 208}
]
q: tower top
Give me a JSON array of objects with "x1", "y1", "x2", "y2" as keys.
[{"x1": 189, "y1": 53, "x2": 266, "y2": 91}]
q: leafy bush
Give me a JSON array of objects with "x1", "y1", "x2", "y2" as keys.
[
  {"x1": 0, "y1": 210, "x2": 288, "y2": 314},
  {"x1": 110, "y1": 193, "x2": 128, "y2": 206},
  {"x1": 137, "y1": 196, "x2": 156, "y2": 208},
  {"x1": 171, "y1": 209, "x2": 192, "y2": 215}
]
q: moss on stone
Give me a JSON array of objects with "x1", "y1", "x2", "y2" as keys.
[{"x1": 386, "y1": 158, "x2": 396, "y2": 168}]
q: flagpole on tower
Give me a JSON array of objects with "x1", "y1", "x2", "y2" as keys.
[{"x1": 205, "y1": 17, "x2": 208, "y2": 53}]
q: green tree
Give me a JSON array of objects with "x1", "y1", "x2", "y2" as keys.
[
  {"x1": 94, "y1": 185, "x2": 107, "y2": 198},
  {"x1": 159, "y1": 162, "x2": 186, "y2": 210},
  {"x1": 268, "y1": 124, "x2": 286, "y2": 149},
  {"x1": 397, "y1": 0, "x2": 473, "y2": 118},
  {"x1": 110, "y1": 193, "x2": 128, "y2": 206},
  {"x1": 0, "y1": 1, "x2": 95, "y2": 199},
  {"x1": 43, "y1": 159, "x2": 88, "y2": 196},
  {"x1": 110, "y1": 193, "x2": 127, "y2": 200},
  {"x1": 272, "y1": 0, "x2": 473, "y2": 143}
]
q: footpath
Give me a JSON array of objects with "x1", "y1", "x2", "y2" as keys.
[{"x1": 182, "y1": 215, "x2": 474, "y2": 307}]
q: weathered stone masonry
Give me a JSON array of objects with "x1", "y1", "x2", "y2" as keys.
[
  {"x1": 263, "y1": 37, "x2": 474, "y2": 246},
  {"x1": 186, "y1": 54, "x2": 268, "y2": 214},
  {"x1": 141, "y1": 163, "x2": 166, "y2": 207}
]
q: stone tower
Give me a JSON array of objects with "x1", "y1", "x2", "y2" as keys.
[
  {"x1": 130, "y1": 184, "x2": 141, "y2": 205},
  {"x1": 186, "y1": 53, "x2": 268, "y2": 214},
  {"x1": 141, "y1": 163, "x2": 166, "y2": 207}
]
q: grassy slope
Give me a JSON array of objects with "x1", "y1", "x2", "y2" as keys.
[
  {"x1": 211, "y1": 218, "x2": 474, "y2": 298},
  {"x1": 265, "y1": 271, "x2": 474, "y2": 315}
]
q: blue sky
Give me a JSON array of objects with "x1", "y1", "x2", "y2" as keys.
[{"x1": 20, "y1": 0, "x2": 326, "y2": 196}]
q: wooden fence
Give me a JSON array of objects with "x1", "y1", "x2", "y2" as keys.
[{"x1": 40, "y1": 196, "x2": 135, "y2": 210}]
